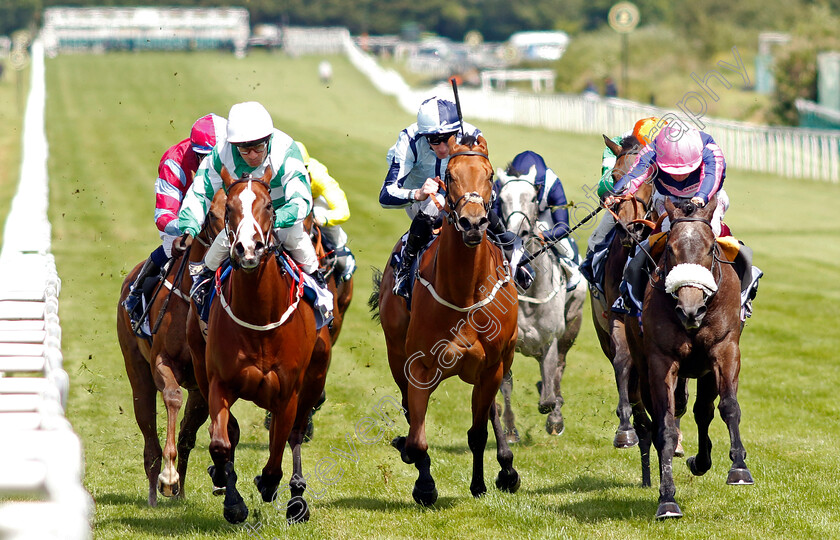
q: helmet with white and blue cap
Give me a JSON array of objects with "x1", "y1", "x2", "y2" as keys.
[{"x1": 416, "y1": 96, "x2": 460, "y2": 135}]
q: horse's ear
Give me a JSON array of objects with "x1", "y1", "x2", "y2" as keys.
[
  {"x1": 664, "y1": 196, "x2": 677, "y2": 218},
  {"x1": 703, "y1": 196, "x2": 717, "y2": 215},
  {"x1": 603, "y1": 134, "x2": 622, "y2": 156},
  {"x1": 475, "y1": 135, "x2": 488, "y2": 154},
  {"x1": 220, "y1": 167, "x2": 234, "y2": 189},
  {"x1": 260, "y1": 166, "x2": 273, "y2": 184}
]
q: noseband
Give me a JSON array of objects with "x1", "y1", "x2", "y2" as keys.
[{"x1": 443, "y1": 150, "x2": 493, "y2": 231}]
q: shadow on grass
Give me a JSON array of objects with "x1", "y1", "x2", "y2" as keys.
[
  {"x1": 527, "y1": 474, "x2": 641, "y2": 495},
  {"x1": 542, "y1": 494, "x2": 656, "y2": 522},
  {"x1": 322, "y1": 495, "x2": 461, "y2": 512}
]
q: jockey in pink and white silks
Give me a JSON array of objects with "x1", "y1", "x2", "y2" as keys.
[
  {"x1": 607, "y1": 125, "x2": 729, "y2": 236},
  {"x1": 177, "y1": 101, "x2": 325, "y2": 312},
  {"x1": 122, "y1": 113, "x2": 227, "y2": 323}
]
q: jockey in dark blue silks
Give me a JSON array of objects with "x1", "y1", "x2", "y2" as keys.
[
  {"x1": 381, "y1": 96, "x2": 534, "y2": 299},
  {"x1": 492, "y1": 151, "x2": 582, "y2": 287}
]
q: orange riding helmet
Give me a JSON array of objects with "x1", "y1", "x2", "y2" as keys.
[{"x1": 632, "y1": 116, "x2": 666, "y2": 146}]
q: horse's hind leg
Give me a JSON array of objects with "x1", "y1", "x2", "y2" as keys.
[
  {"x1": 123, "y1": 346, "x2": 162, "y2": 506},
  {"x1": 176, "y1": 388, "x2": 209, "y2": 498},
  {"x1": 154, "y1": 358, "x2": 183, "y2": 498},
  {"x1": 610, "y1": 319, "x2": 639, "y2": 448},
  {"x1": 498, "y1": 370, "x2": 520, "y2": 443},
  {"x1": 257, "y1": 394, "x2": 298, "y2": 512}
]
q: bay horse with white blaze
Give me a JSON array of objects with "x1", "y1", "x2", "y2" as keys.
[
  {"x1": 116, "y1": 188, "x2": 225, "y2": 505},
  {"x1": 495, "y1": 165, "x2": 585, "y2": 440},
  {"x1": 186, "y1": 170, "x2": 326, "y2": 524},
  {"x1": 371, "y1": 135, "x2": 520, "y2": 506},
  {"x1": 626, "y1": 197, "x2": 753, "y2": 520}
]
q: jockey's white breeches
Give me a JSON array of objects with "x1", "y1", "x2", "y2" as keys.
[
  {"x1": 405, "y1": 194, "x2": 445, "y2": 221},
  {"x1": 653, "y1": 189, "x2": 729, "y2": 237},
  {"x1": 159, "y1": 232, "x2": 178, "y2": 258},
  {"x1": 204, "y1": 222, "x2": 319, "y2": 274}
]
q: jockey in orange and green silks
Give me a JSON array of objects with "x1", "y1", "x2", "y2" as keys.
[{"x1": 599, "y1": 117, "x2": 665, "y2": 195}]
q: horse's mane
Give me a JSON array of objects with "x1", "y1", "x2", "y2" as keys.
[
  {"x1": 674, "y1": 200, "x2": 701, "y2": 217},
  {"x1": 459, "y1": 133, "x2": 477, "y2": 147},
  {"x1": 504, "y1": 162, "x2": 527, "y2": 177}
]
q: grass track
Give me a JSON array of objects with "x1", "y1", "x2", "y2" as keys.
[{"x1": 35, "y1": 51, "x2": 840, "y2": 539}]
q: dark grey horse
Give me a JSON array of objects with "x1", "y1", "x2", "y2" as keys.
[{"x1": 496, "y1": 166, "x2": 585, "y2": 440}]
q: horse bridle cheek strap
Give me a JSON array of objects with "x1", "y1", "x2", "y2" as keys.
[{"x1": 662, "y1": 217, "x2": 722, "y2": 300}]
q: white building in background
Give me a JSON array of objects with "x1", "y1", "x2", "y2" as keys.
[
  {"x1": 507, "y1": 31, "x2": 570, "y2": 62},
  {"x1": 41, "y1": 7, "x2": 250, "y2": 57}
]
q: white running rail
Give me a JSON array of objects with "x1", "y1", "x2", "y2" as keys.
[{"x1": 0, "y1": 38, "x2": 93, "y2": 540}]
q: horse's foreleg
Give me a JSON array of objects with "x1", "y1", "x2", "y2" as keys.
[
  {"x1": 687, "y1": 372, "x2": 716, "y2": 477},
  {"x1": 610, "y1": 318, "x2": 638, "y2": 448},
  {"x1": 404, "y1": 370, "x2": 437, "y2": 506},
  {"x1": 154, "y1": 359, "x2": 183, "y2": 498},
  {"x1": 489, "y1": 390, "x2": 520, "y2": 495},
  {"x1": 628, "y1": 366, "x2": 652, "y2": 487},
  {"x1": 207, "y1": 380, "x2": 247, "y2": 524},
  {"x1": 498, "y1": 370, "x2": 519, "y2": 443},
  {"x1": 648, "y1": 354, "x2": 682, "y2": 520},
  {"x1": 257, "y1": 394, "x2": 298, "y2": 509},
  {"x1": 176, "y1": 387, "x2": 209, "y2": 498},
  {"x1": 715, "y1": 344, "x2": 753, "y2": 486}
]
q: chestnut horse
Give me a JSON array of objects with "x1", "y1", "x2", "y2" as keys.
[
  {"x1": 589, "y1": 135, "x2": 659, "y2": 449},
  {"x1": 626, "y1": 198, "x2": 753, "y2": 520},
  {"x1": 186, "y1": 172, "x2": 325, "y2": 524},
  {"x1": 372, "y1": 135, "x2": 520, "y2": 505},
  {"x1": 116, "y1": 188, "x2": 225, "y2": 506}
]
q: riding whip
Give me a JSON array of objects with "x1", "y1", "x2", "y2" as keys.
[
  {"x1": 450, "y1": 77, "x2": 465, "y2": 139},
  {"x1": 151, "y1": 244, "x2": 192, "y2": 334},
  {"x1": 519, "y1": 205, "x2": 603, "y2": 266}
]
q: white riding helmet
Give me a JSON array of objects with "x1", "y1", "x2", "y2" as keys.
[
  {"x1": 227, "y1": 101, "x2": 274, "y2": 145},
  {"x1": 416, "y1": 96, "x2": 460, "y2": 135}
]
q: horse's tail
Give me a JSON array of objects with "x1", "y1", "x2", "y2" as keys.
[{"x1": 368, "y1": 267, "x2": 383, "y2": 322}]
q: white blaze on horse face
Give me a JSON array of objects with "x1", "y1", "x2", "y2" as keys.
[
  {"x1": 498, "y1": 167, "x2": 538, "y2": 237},
  {"x1": 232, "y1": 182, "x2": 267, "y2": 260}
]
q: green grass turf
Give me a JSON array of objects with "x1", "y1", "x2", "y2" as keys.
[
  {"x1": 37, "y1": 50, "x2": 840, "y2": 539},
  {"x1": 0, "y1": 63, "x2": 28, "y2": 248}
]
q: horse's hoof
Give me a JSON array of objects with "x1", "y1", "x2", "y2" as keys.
[
  {"x1": 391, "y1": 436, "x2": 406, "y2": 451},
  {"x1": 286, "y1": 497, "x2": 310, "y2": 524},
  {"x1": 470, "y1": 481, "x2": 487, "y2": 498},
  {"x1": 613, "y1": 429, "x2": 639, "y2": 448},
  {"x1": 655, "y1": 501, "x2": 683, "y2": 520},
  {"x1": 412, "y1": 483, "x2": 438, "y2": 507},
  {"x1": 223, "y1": 500, "x2": 249, "y2": 524},
  {"x1": 686, "y1": 456, "x2": 709, "y2": 477},
  {"x1": 495, "y1": 469, "x2": 521, "y2": 494},
  {"x1": 157, "y1": 478, "x2": 180, "y2": 498},
  {"x1": 727, "y1": 467, "x2": 755, "y2": 485},
  {"x1": 545, "y1": 416, "x2": 565, "y2": 436},
  {"x1": 254, "y1": 475, "x2": 280, "y2": 503},
  {"x1": 505, "y1": 428, "x2": 520, "y2": 444}
]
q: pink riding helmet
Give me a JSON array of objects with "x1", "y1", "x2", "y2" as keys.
[
  {"x1": 654, "y1": 126, "x2": 703, "y2": 175},
  {"x1": 190, "y1": 113, "x2": 227, "y2": 155}
]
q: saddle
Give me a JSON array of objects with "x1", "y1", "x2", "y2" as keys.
[{"x1": 389, "y1": 232, "x2": 437, "y2": 310}]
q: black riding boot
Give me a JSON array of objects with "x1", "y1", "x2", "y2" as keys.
[
  {"x1": 122, "y1": 256, "x2": 161, "y2": 317},
  {"x1": 189, "y1": 262, "x2": 216, "y2": 320},
  {"x1": 487, "y1": 210, "x2": 534, "y2": 290},
  {"x1": 393, "y1": 213, "x2": 433, "y2": 299},
  {"x1": 309, "y1": 269, "x2": 328, "y2": 289}
]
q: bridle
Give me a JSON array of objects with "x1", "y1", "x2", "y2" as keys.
[
  {"x1": 497, "y1": 175, "x2": 538, "y2": 234},
  {"x1": 443, "y1": 150, "x2": 493, "y2": 232},
  {"x1": 224, "y1": 176, "x2": 278, "y2": 269},
  {"x1": 654, "y1": 216, "x2": 734, "y2": 302}
]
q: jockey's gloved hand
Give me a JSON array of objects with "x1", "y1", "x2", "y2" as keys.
[
  {"x1": 690, "y1": 196, "x2": 705, "y2": 208},
  {"x1": 173, "y1": 233, "x2": 193, "y2": 256}
]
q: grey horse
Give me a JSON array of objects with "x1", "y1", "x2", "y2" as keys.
[{"x1": 495, "y1": 166, "x2": 586, "y2": 441}]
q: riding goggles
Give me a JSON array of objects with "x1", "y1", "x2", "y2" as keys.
[
  {"x1": 234, "y1": 140, "x2": 268, "y2": 156},
  {"x1": 425, "y1": 132, "x2": 456, "y2": 146}
]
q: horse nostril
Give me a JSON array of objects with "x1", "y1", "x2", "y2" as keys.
[
  {"x1": 459, "y1": 216, "x2": 473, "y2": 231},
  {"x1": 476, "y1": 216, "x2": 488, "y2": 229},
  {"x1": 234, "y1": 243, "x2": 245, "y2": 257},
  {"x1": 696, "y1": 305, "x2": 707, "y2": 318}
]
